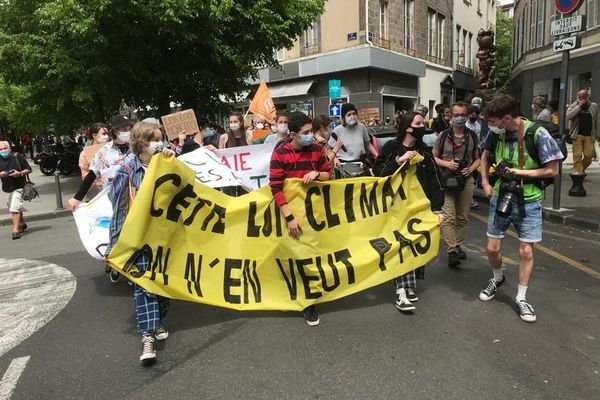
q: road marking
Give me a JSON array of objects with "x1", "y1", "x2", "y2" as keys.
[
  {"x1": 543, "y1": 228, "x2": 600, "y2": 245},
  {"x1": 470, "y1": 214, "x2": 600, "y2": 280},
  {"x1": 0, "y1": 259, "x2": 77, "y2": 358},
  {"x1": 0, "y1": 356, "x2": 30, "y2": 400}
]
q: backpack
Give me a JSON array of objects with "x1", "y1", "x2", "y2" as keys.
[{"x1": 524, "y1": 122, "x2": 567, "y2": 189}]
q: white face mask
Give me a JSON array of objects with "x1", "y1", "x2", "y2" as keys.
[
  {"x1": 277, "y1": 123, "x2": 288, "y2": 134},
  {"x1": 117, "y1": 131, "x2": 131, "y2": 143},
  {"x1": 97, "y1": 134, "x2": 110, "y2": 143},
  {"x1": 345, "y1": 115, "x2": 358, "y2": 126},
  {"x1": 488, "y1": 125, "x2": 505, "y2": 135},
  {"x1": 148, "y1": 141, "x2": 164, "y2": 154},
  {"x1": 256, "y1": 123, "x2": 264, "y2": 130},
  {"x1": 230, "y1": 123, "x2": 240, "y2": 131}
]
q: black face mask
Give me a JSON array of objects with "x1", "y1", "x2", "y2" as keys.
[
  {"x1": 410, "y1": 127, "x2": 426, "y2": 140},
  {"x1": 469, "y1": 117, "x2": 478, "y2": 123}
]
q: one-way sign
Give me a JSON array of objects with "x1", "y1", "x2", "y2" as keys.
[
  {"x1": 553, "y1": 36, "x2": 579, "y2": 53},
  {"x1": 329, "y1": 104, "x2": 341, "y2": 117}
]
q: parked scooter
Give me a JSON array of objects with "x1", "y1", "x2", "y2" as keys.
[{"x1": 39, "y1": 136, "x2": 81, "y2": 176}]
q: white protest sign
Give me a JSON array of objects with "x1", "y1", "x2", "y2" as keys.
[
  {"x1": 177, "y1": 148, "x2": 251, "y2": 191},
  {"x1": 73, "y1": 186, "x2": 112, "y2": 260},
  {"x1": 214, "y1": 142, "x2": 275, "y2": 190}
]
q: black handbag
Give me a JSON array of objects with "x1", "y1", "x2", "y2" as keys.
[{"x1": 438, "y1": 130, "x2": 471, "y2": 191}]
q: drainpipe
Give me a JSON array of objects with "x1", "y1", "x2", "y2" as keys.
[{"x1": 365, "y1": 0, "x2": 373, "y2": 47}]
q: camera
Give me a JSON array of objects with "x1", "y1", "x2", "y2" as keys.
[
  {"x1": 496, "y1": 180, "x2": 522, "y2": 218},
  {"x1": 495, "y1": 160, "x2": 511, "y2": 177},
  {"x1": 443, "y1": 158, "x2": 469, "y2": 190},
  {"x1": 454, "y1": 158, "x2": 469, "y2": 172}
]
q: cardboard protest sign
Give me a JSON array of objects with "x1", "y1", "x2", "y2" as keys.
[
  {"x1": 161, "y1": 109, "x2": 200, "y2": 140},
  {"x1": 107, "y1": 154, "x2": 440, "y2": 311}
]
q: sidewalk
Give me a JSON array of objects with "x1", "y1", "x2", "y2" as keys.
[
  {"x1": 474, "y1": 143, "x2": 600, "y2": 233},
  {"x1": 0, "y1": 160, "x2": 80, "y2": 226}
]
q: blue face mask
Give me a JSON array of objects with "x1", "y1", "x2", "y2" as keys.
[
  {"x1": 452, "y1": 116, "x2": 467, "y2": 127},
  {"x1": 204, "y1": 128, "x2": 214, "y2": 138},
  {"x1": 299, "y1": 133, "x2": 314, "y2": 146},
  {"x1": 0, "y1": 150, "x2": 10, "y2": 158}
]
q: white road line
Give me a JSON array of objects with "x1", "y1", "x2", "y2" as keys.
[
  {"x1": 0, "y1": 259, "x2": 76, "y2": 358},
  {"x1": 0, "y1": 356, "x2": 30, "y2": 400}
]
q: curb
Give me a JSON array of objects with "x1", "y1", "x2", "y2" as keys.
[
  {"x1": 473, "y1": 191, "x2": 600, "y2": 233},
  {"x1": 0, "y1": 209, "x2": 72, "y2": 227}
]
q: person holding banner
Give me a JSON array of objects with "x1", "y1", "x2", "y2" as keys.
[
  {"x1": 68, "y1": 114, "x2": 135, "y2": 282},
  {"x1": 219, "y1": 112, "x2": 252, "y2": 149},
  {"x1": 269, "y1": 111, "x2": 332, "y2": 326},
  {"x1": 78, "y1": 123, "x2": 110, "y2": 200},
  {"x1": 372, "y1": 112, "x2": 444, "y2": 313},
  {"x1": 105, "y1": 122, "x2": 175, "y2": 364}
]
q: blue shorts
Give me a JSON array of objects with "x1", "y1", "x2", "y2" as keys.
[{"x1": 487, "y1": 196, "x2": 542, "y2": 243}]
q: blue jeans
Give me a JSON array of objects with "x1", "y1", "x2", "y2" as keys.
[{"x1": 487, "y1": 196, "x2": 542, "y2": 243}]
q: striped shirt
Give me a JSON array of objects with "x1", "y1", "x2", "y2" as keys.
[{"x1": 269, "y1": 142, "x2": 331, "y2": 207}]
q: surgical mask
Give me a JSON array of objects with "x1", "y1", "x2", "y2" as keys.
[
  {"x1": 256, "y1": 123, "x2": 264, "y2": 130},
  {"x1": 452, "y1": 116, "x2": 467, "y2": 127},
  {"x1": 0, "y1": 150, "x2": 10, "y2": 158},
  {"x1": 277, "y1": 123, "x2": 288, "y2": 134},
  {"x1": 410, "y1": 127, "x2": 426, "y2": 140},
  {"x1": 299, "y1": 133, "x2": 314, "y2": 146},
  {"x1": 488, "y1": 125, "x2": 505, "y2": 135},
  {"x1": 117, "y1": 131, "x2": 131, "y2": 143},
  {"x1": 230, "y1": 123, "x2": 240, "y2": 131},
  {"x1": 148, "y1": 141, "x2": 164, "y2": 154},
  {"x1": 345, "y1": 115, "x2": 358, "y2": 126},
  {"x1": 98, "y1": 134, "x2": 110, "y2": 143},
  {"x1": 203, "y1": 128, "x2": 214, "y2": 138}
]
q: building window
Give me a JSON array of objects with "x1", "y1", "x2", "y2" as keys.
[
  {"x1": 404, "y1": 0, "x2": 414, "y2": 49},
  {"x1": 380, "y1": 1, "x2": 388, "y2": 39},
  {"x1": 304, "y1": 22, "x2": 319, "y2": 48},
  {"x1": 427, "y1": 8, "x2": 446, "y2": 61},
  {"x1": 456, "y1": 25, "x2": 462, "y2": 65},
  {"x1": 529, "y1": 0, "x2": 536, "y2": 50},
  {"x1": 467, "y1": 32, "x2": 473, "y2": 69},
  {"x1": 588, "y1": 0, "x2": 600, "y2": 29},
  {"x1": 462, "y1": 30, "x2": 468, "y2": 66},
  {"x1": 275, "y1": 48, "x2": 286, "y2": 62},
  {"x1": 477, "y1": 0, "x2": 481, "y2": 12},
  {"x1": 536, "y1": 0, "x2": 544, "y2": 47}
]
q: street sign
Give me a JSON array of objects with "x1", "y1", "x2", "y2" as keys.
[
  {"x1": 329, "y1": 104, "x2": 341, "y2": 118},
  {"x1": 555, "y1": 0, "x2": 584, "y2": 14},
  {"x1": 328, "y1": 80, "x2": 341, "y2": 99},
  {"x1": 551, "y1": 15, "x2": 585, "y2": 36},
  {"x1": 347, "y1": 32, "x2": 357, "y2": 41},
  {"x1": 553, "y1": 36, "x2": 579, "y2": 52}
]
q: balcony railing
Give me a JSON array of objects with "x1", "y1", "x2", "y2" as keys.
[
  {"x1": 302, "y1": 44, "x2": 320, "y2": 56},
  {"x1": 373, "y1": 37, "x2": 391, "y2": 50}
]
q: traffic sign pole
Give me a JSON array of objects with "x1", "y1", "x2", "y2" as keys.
[{"x1": 553, "y1": 49, "x2": 569, "y2": 210}]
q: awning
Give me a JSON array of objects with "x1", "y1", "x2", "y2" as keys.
[{"x1": 268, "y1": 80, "x2": 315, "y2": 99}]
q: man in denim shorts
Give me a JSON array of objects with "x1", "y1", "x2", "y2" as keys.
[{"x1": 479, "y1": 94, "x2": 563, "y2": 323}]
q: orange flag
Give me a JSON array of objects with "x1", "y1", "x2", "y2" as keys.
[{"x1": 248, "y1": 81, "x2": 276, "y2": 122}]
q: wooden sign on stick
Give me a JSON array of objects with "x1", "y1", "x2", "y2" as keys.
[{"x1": 161, "y1": 109, "x2": 200, "y2": 140}]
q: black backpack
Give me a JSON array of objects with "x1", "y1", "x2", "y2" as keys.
[{"x1": 524, "y1": 122, "x2": 567, "y2": 189}]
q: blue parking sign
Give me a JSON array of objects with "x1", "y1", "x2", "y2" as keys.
[{"x1": 329, "y1": 104, "x2": 341, "y2": 118}]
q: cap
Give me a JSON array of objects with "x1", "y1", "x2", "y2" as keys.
[{"x1": 108, "y1": 114, "x2": 135, "y2": 130}]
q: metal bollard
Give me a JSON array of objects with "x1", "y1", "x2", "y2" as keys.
[{"x1": 54, "y1": 171, "x2": 65, "y2": 210}]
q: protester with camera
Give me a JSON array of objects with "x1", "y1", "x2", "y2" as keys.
[
  {"x1": 566, "y1": 89, "x2": 599, "y2": 174},
  {"x1": 433, "y1": 102, "x2": 480, "y2": 268},
  {"x1": 479, "y1": 94, "x2": 563, "y2": 323}
]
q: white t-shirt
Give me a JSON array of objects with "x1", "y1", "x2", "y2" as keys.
[{"x1": 328, "y1": 123, "x2": 370, "y2": 162}]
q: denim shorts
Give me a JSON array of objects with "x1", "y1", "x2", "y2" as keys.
[{"x1": 487, "y1": 196, "x2": 542, "y2": 243}]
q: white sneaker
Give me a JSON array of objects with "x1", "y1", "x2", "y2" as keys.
[
  {"x1": 139, "y1": 335, "x2": 156, "y2": 362},
  {"x1": 395, "y1": 293, "x2": 416, "y2": 312},
  {"x1": 154, "y1": 325, "x2": 169, "y2": 341}
]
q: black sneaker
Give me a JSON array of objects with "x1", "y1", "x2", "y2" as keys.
[
  {"x1": 479, "y1": 276, "x2": 505, "y2": 301},
  {"x1": 458, "y1": 247, "x2": 467, "y2": 260},
  {"x1": 302, "y1": 305, "x2": 320, "y2": 326},
  {"x1": 109, "y1": 268, "x2": 120, "y2": 283},
  {"x1": 448, "y1": 251, "x2": 460, "y2": 268},
  {"x1": 406, "y1": 288, "x2": 418, "y2": 302},
  {"x1": 19, "y1": 223, "x2": 28, "y2": 233},
  {"x1": 516, "y1": 300, "x2": 536, "y2": 323}
]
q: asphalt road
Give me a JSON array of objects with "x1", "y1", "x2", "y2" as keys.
[{"x1": 1, "y1": 205, "x2": 599, "y2": 400}]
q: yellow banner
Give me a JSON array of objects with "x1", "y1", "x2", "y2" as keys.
[{"x1": 107, "y1": 155, "x2": 440, "y2": 311}]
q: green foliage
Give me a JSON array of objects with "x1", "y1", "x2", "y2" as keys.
[
  {"x1": 0, "y1": 0, "x2": 325, "y2": 133},
  {"x1": 495, "y1": 7, "x2": 513, "y2": 93}
]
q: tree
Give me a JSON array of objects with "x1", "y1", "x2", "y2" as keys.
[
  {"x1": 0, "y1": 0, "x2": 325, "y2": 133},
  {"x1": 495, "y1": 7, "x2": 513, "y2": 93}
]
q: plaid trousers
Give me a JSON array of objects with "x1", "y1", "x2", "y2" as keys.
[
  {"x1": 134, "y1": 284, "x2": 169, "y2": 335},
  {"x1": 394, "y1": 266, "x2": 425, "y2": 290}
]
